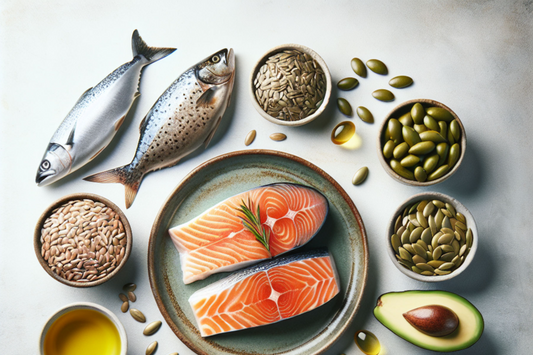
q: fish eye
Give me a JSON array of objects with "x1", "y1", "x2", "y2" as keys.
[
  {"x1": 40, "y1": 160, "x2": 50, "y2": 171},
  {"x1": 212, "y1": 55, "x2": 220, "y2": 63}
]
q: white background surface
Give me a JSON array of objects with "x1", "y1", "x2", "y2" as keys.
[{"x1": 1, "y1": 1, "x2": 532, "y2": 354}]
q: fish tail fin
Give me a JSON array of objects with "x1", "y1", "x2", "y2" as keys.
[
  {"x1": 132, "y1": 29, "x2": 176, "y2": 64},
  {"x1": 83, "y1": 165, "x2": 143, "y2": 209}
]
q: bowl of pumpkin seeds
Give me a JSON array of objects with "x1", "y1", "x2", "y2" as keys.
[
  {"x1": 387, "y1": 192, "x2": 478, "y2": 282},
  {"x1": 250, "y1": 44, "x2": 332, "y2": 126},
  {"x1": 377, "y1": 99, "x2": 466, "y2": 185}
]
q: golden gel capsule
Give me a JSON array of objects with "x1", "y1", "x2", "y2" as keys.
[
  {"x1": 355, "y1": 330, "x2": 381, "y2": 355},
  {"x1": 331, "y1": 121, "x2": 356, "y2": 145}
]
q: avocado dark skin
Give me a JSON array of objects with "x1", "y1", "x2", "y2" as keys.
[{"x1": 403, "y1": 305, "x2": 459, "y2": 337}]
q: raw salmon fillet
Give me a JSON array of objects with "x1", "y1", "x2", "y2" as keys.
[
  {"x1": 188, "y1": 249, "x2": 340, "y2": 337},
  {"x1": 168, "y1": 183, "x2": 328, "y2": 284}
]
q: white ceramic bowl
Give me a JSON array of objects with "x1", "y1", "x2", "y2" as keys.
[
  {"x1": 249, "y1": 43, "x2": 332, "y2": 127},
  {"x1": 386, "y1": 192, "x2": 478, "y2": 282},
  {"x1": 39, "y1": 302, "x2": 127, "y2": 355}
]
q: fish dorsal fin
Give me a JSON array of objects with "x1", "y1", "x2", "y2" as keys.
[
  {"x1": 196, "y1": 87, "x2": 217, "y2": 108},
  {"x1": 75, "y1": 87, "x2": 93, "y2": 105},
  {"x1": 204, "y1": 115, "x2": 222, "y2": 148}
]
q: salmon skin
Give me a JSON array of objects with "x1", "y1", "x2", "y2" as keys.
[
  {"x1": 168, "y1": 183, "x2": 328, "y2": 284},
  {"x1": 188, "y1": 248, "x2": 340, "y2": 337}
]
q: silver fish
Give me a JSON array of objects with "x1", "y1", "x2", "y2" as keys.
[
  {"x1": 36, "y1": 30, "x2": 176, "y2": 186},
  {"x1": 84, "y1": 48, "x2": 235, "y2": 208}
]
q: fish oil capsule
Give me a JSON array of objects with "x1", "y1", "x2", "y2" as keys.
[
  {"x1": 331, "y1": 121, "x2": 356, "y2": 145},
  {"x1": 355, "y1": 330, "x2": 381, "y2": 355}
]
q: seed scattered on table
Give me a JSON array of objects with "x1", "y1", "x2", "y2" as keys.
[
  {"x1": 269, "y1": 133, "x2": 287, "y2": 141},
  {"x1": 144, "y1": 321, "x2": 163, "y2": 336},
  {"x1": 130, "y1": 308, "x2": 146, "y2": 323},
  {"x1": 244, "y1": 130, "x2": 256, "y2": 146}
]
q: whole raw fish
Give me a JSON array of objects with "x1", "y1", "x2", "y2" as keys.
[
  {"x1": 84, "y1": 48, "x2": 235, "y2": 208},
  {"x1": 36, "y1": 30, "x2": 176, "y2": 186}
]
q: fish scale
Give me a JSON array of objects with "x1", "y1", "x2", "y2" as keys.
[{"x1": 85, "y1": 48, "x2": 235, "y2": 208}]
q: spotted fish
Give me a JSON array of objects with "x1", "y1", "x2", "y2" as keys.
[
  {"x1": 84, "y1": 49, "x2": 235, "y2": 208},
  {"x1": 35, "y1": 30, "x2": 176, "y2": 186},
  {"x1": 188, "y1": 248, "x2": 340, "y2": 337}
]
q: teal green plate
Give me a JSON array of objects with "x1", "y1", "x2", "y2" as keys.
[{"x1": 148, "y1": 150, "x2": 368, "y2": 355}]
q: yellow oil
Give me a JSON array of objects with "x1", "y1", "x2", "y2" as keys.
[
  {"x1": 331, "y1": 121, "x2": 356, "y2": 145},
  {"x1": 43, "y1": 309, "x2": 121, "y2": 355},
  {"x1": 355, "y1": 330, "x2": 381, "y2": 355}
]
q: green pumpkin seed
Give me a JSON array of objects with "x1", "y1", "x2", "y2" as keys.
[
  {"x1": 383, "y1": 140, "x2": 396, "y2": 159},
  {"x1": 409, "y1": 227, "x2": 424, "y2": 243},
  {"x1": 422, "y1": 202, "x2": 435, "y2": 217},
  {"x1": 409, "y1": 141, "x2": 435, "y2": 155},
  {"x1": 414, "y1": 166, "x2": 427, "y2": 182},
  {"x1": 450, "y1": 119, "x2": 461, "y2": 141},
  {"x1": 445, "y1": 203, "x2": 456, "y2": 217},
  {"x1": 447, "y1": 128, "x2": 456, "y2": 145},
  {"x1": 390, "y1": 159, "x2": 415, "y2": 179},
  {"x1": 421, "y1": 228, "x2": 433, "y2": 245},
  {"x1": 422, "y1": 154, "x2": 439, "y2": 174},
  {"x1": 452, "y1": 240, "x2": 460, "y2": 255},
  {"x1": 352, "y1": 166, "x2": 369, "y2": 185},
  {"x1": 440, "y1": 252, "x2": 456, "y2": 262},
  {"x1": 394, "y1": 214, "x2": 402, "y2": 232},
  {"x1": 441, "y1": 227, "x2": 454, "y2": 235},
  {"x1": 417, "y1": 201, "x2": 429, "y2": 213},
  {"x1": 387, "y1": 118, "x2": 403, "y2": 143},
  {"x1": 337, "y1": 98, "x2": 352, "y2": 116},
  {"x1": 439, "y1": 121, "x2": 448, "y2": 137},
  {"x1": 355, "y1": 106, "x2": 373, "y2": 124},
  {"x1": 337, "y1": 77, "x2": 359, "y2": 90},
  {"x1": 412, "y1": 255, "x2": 426, "y2": 265},
  {"x1": 414, "y1": 124, "x2": 428, "y2": 133},
  {"x1": 409, "y1": 202, "x2": 420, "y2": 214},
  {"x1": 434, "y1": 269, "x2": 451, "y2": 275},
  {"x1": 416, "y1": 263, "x2": 435, "y2": 272},
  {"x1": 448, "y1": 143, "x2": 460, "y2": 167},
  {"x1": 459, "y1": 244, "x2": 467, "y2": 257},
  {"x1": 411, "y1": 103, "x2": 425, "y2": 124},
  {"x1": 399, "y1": 112, "x2": 413, "y2": 126},
  {"x1": 466, "y1": 228, "x2": 473, "y2": 248},
  {"x1": 436, "y1": 142, "x2": 450, "y2": 166},
  {"x1": 442, "y1": 216, "x2": 452, "y2": 229},
  {"x1": 351, "y1": 58, "x2": 367, "y2": 77},
  {"x1": 366, "y1": 59, "x2": 388, "y2": 75},
  {"x1": 417, "y1": 211, "x2": 428, "y2": 228},
  {"x1": 416, "y1": 239, "x2": 428, "y2": 250},
  {"x1": 409, "y1": 214, "x2": 421, "y2": 227},
  {"x1": 428, "y1": 215, "x2": 437, "y2": 236},
  {"x1": 412, "y1": 243, "x2": 427, "y2": 258},
  {"x1": 441, "y1": 208, "x2": 452, "y2": 218},
  {"x1": 393, "y1": 142, "x2": 409, "y2": 159},
  {"x1": 454, "y1": 231, "x2": 462, "y2": 242},
  {"x1": 402, "y1": 126, "x2": 421, "y2": 147},
  {"x1": 428, "y1": 260, "x2": 445, "y2": 268},
  {"x1": 401, "y1": 154, "x2": 420, "y2": 167},
  {"x1": 455, "y1": 226, "x2": 465, "y2": 240},
  {"x1": 399, "y1": 247, "x2": 412, "y2": 262},
  {"x1": 403, "y1": 244, "x2": 416, "y2": 255},
  {"x1": 441, "y1": 244, "x2": 454, "y2": 253},
  {"x1": 439, "y1": 262, "x2": 455, "y2": 270},
  {"x1": 419, "y1": 130, "x2": 447, "y2": 143},
  {"x1": 432, "y1": 200, "x2": 445, "y2": 208},
  {"x1": 401, "y1": 227, "x2": 411, "y2": 244},
  {"x1": 426, "y1": 107, "x2": 454, "y2": 122},
  {"x1": 432, "y1": 246, "x2": 442, "y2": 260},
  {"x1": 372, "y1": 89, "x2": 395, "y2": 102},
  {"x1": 428, "y1": 164, "x2": 450, "y2": 181},
  {"x1": 412, "y1": 266, "x2": 423, "y2": 274},
  {"x1": 421, "y1": 270, "x2": 434, "y2": 276},
  {"x1": 423, "y1": 115, "x2": 440, "y2": 131},
  {"x1": 391, "y1": 234, "x2": 401, "y2": 253},
  {"x1": 456, "y1": 212, "x2": 466, "y2": 223},
  {"x1": 389, "y1": 75, "x2": 413, "y2": 88}
]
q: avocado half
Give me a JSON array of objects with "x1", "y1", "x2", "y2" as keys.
[{"x1": 374, "y1": 290, "x2": 484, "y2": 352}]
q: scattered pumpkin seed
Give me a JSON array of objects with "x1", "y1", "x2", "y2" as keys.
[
  {"x1": 337, "y1": 77, "x2": 359, "y2": 90},
  {"x1": 269, "y1": 133, "x2": 287, "y2": 141},
  {"x1": 372, "y1": 89, "x2": 395, "y2": 102},
  {"x1": 366, "y1": 59, "x2": 388, "y2": 75},
  {"x1": 351, "y1": 58, "x2": 367, "y2": 77},
  {"x1": 244, "y1": 130, "x2": 256, "y2": 146},
  {"x1": 119, "y1": 293, "x2": 128, "y2": 302},
  {"x1": 143, "y1": 321, "x2": 163, "y2": 336},
  {"x1": 352, "y1": 167, "x2": 369, "y2": 185},
  {"x1": 128, "y1": 291, "x2": 136, "y2": 302},
  {"x1": 356, "y1": 106, "x2": 374, "y2": 123},
  {"x1": 130, "y1": 308, "x2": 146, "y2": 323},
  {"x1": 121, "y1": 301, "x2": 129, "y2": 313},
  {"x1": 146, "y1": 341, "x2": 158, "y2": 355},
  {"x1": 389, "y1": 75, "x2": 413, "y2": 88},
  {"x1": 337, "y1": 98, "x2": 353, "y2": 116}
]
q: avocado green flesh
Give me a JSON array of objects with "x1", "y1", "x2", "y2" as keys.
[{"x1": 374, "y1": 290, "x2": 483, "y2": 352}]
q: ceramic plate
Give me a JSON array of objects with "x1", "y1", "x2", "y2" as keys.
[{"x1": 148, "y1": 150, "x2": 368, "y2": 355}]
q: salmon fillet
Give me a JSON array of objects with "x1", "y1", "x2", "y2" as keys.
[
  {"x1": 188, "y1": 249, "x2": 340, "y2": 336},
  {"x1": 169, "y1": 183, "x2": 328, "y2": 284}
]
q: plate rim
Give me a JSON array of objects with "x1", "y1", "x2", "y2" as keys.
[{"x1": 147, "y1": 149, "x2": 369, "y2": 354}]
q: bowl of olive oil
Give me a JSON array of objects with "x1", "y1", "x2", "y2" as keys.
[{"x1": 40, "y1": 302, "x2": 126, "y2": 355}]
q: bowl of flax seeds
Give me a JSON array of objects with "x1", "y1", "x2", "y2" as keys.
[{"x1": 34, "y1": 193, "x2": 132, "y2": 287}]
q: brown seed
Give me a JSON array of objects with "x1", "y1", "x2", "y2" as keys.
[
  {"x1": 128, "y1": 291, "x2": 137, "y2": 302},
  {"x1": 130, "y1": 308, "x2": 146, "y2": 323},
  {"x1": 123, "y1": 283, "x2": 137, "y2": 292},
  {"x1": 244, "y1": 130, "x2": 256, "y2": 146},
  {"x1": 146, "y1": 341, "x2": 158, "y2": 355},
  {"x1": 143, "y1": 320, "x2": 162, "y2": 336},
  {"x1": 119, "y1": 293, "x2": 128, "y2": 302},
  {"x1": 121, "y1": 301, "x2": 129, "y2": 313},
  {"x1": 269, "y1": 133, "x2": 287, "y2": 141}
]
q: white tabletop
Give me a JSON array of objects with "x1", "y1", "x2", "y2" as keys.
[{"x1": 1, "y1": 1, "x2": 532, "y2": 354}]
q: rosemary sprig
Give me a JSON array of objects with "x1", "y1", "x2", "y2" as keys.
[{"x1": 237, "y1": 198, "x2": 270, "y2": 253}]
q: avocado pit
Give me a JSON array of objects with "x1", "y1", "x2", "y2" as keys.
[{"x1": 403, "y1": 305, "x2": 459, "y2": 337}]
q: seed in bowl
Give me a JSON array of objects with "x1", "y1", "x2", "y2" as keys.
[
  {"x1": 390, "y1": 199, "x2": 473, "y2": 276},
  {"x1": 382, "y1": 103, "x2": 461, "y2": 182},
  {"x1": 253, "y1": 49, "x2": 327, "y2": 122},
  {"x1": 40, "y1": 199, "x2": 126, "y2": 282}
]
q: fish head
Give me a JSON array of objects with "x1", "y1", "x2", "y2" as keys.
[
  {"x1": 196, "y1": 48, "x2": 235, "y2": 85},
  {"x1": 36, "y1": 143, "x2": 72, "y2": 186}
]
